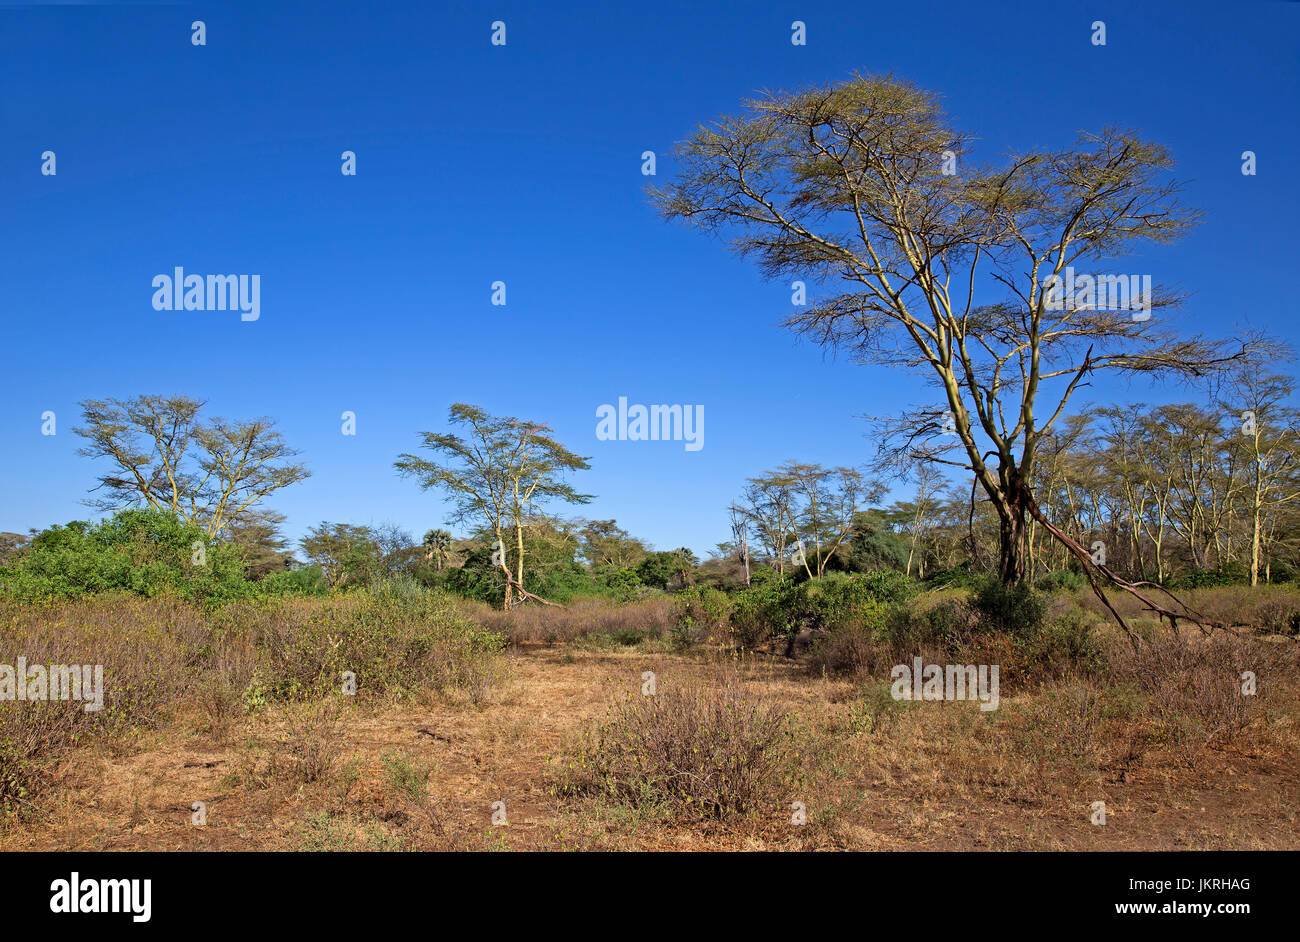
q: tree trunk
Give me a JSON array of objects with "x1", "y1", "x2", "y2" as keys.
[
  {"x1": 997, "y1": 513, "x2": 1028, "y2": 584},
  {"x1": 997, "y1": 476, "x2": 1030, "y2": 585},
  {"x1": 1251, "y1": 504, "x2": 1262, "y2": 588}
]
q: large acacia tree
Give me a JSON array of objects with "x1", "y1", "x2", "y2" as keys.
[
  {"x1": 74, "y1": 395, "x2": 309, "y2": 541},
  {"x1": 395, "y1": 404, "x2": 592, "y2": 609},
  {"x1": 654, "y1": 73, "x2": 1267, "y2": 598}
]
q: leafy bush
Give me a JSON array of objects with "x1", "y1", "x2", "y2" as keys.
[
  {"x1": 798, "y1": 571, "x2": 915, "y2": 630},
  {"x1": 970, "y1": 578, "x2": 1047, "y2": 639},
  {"x1": 1167, "y1": 566, "x2": 1251, "y2": 590},
  {"x1": 259, "y1": 565, "x2": 329, "y2": 596},
  {"x1": 673, "y1": 586, "x2": 731, "y2": 648},
  {"x1": 726, "y1": 572, "x2": 918, "y2": 650},
  {"x1": 878, "y1": 595, "x2": 977, "y2": 651},
  {"x1": 1034, "y1": 569, "x2": 1087, "y2": 592},
  {"x1": 922, "y1": 564, "x2": 986, "y2": 590},
  {"x1": 727, "y1": 580, "x2": 796, "y2": 649},
  {"x1": 0, "y1": 509, "x2": 310, "y2": 606},
  {"x1": 1015, "y1": 608, "x2": 1105, "y2": 678}
]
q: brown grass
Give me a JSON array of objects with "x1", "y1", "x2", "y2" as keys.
[
  {"x1": 0, "y1": 590, "x2": 504, "y2": 812},
  {"x1": 3, "y1": 586, "x2": 1298, "y2": 851},
  {"x1": 463, "y1": 595, "x2": 676, "y2": 646}
]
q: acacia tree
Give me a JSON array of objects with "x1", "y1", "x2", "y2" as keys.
[
  {"x1": 726, "y1": 504, "x2": 752, "y2": 586},
  {"x1": 898, "y1": 462, "x2": 942, "y2": 578},
  {"x1": 395, "y1": 404, "x2": 592, "y2": 609},
  {"x1": 654, "y1": 73, "x2": 1267, "y2": 608},
  {"x1": 737, "y1": 462, "x2": 875, "y2": 578},
  {"x1": 1215, "y1": 372, "x2": 1300, "y2": 586},
  {"x1": 577, "y1": 519, "x2": 649, "y2": 570},
  {"x1": 74, "y1": 395, "x2": 309, "y2": 540},
  {"x1": 301, "y1": 522, "x2": 382, "y2": 588},
  {"x1": 738, "y1": 473, "x2": 796, "y2": 573}
]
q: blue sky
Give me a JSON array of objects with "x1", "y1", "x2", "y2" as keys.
[{"x1": 2, "y1": 0, "x2": 1296, "y2": 557}]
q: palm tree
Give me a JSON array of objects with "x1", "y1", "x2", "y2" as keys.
[{"x1": 422, "y1": 528, "x2": 452, "y2": 571}]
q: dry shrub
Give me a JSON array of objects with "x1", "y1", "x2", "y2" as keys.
[
  {"x1": 214, "y1": 590, "x2": 505, "y2": 703},
  {"x1": 560, "y1": 679, "x2": 796, "y2": 819},
  {"x1": 1117, "y1": 631, "x2": 1289, "y2": 765},
  {"x1": 0, "y1": 592, "x2": 196, "y2": 811},
  {"x1": 468, "y1": 596, "x2": 676, "y2": 646},
  {"x1": 1073, "y1": 584, "x2": 1300, "y2": 635},
  {"x1": 0, "y1": 588, "x2": 507, "y2": 813},
  {"x1": 273, "y1": 702, "x2": 345, "y2": 784},
  {"x1": 806, "y1": 621, "x2": 898, "y2": 678},
  {"x1": 1013, "y1": 678, "x2": 1144, "y2": 771},
  {"x1": 195, "y1": 677, "x2": 241, "y2": 741}
]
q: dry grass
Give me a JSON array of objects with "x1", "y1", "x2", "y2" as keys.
[
  {"x1": 1073, "y1": 583, "x2": 1300, "y2": 635},
  {"x1": 3, "y1": 588, "x2": 1298, "y2": 851},
  {"x1": 0, "y1": 590, "x2": 505, "y2": 812},
  {"x1": 464, "y1": 595, "x2": 676, "y2": 646}
]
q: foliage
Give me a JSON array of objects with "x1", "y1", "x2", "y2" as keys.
[
  {"x1": 970, "y1": 578, "x2": 1047, "y2": 639},
  {"x1": 0, "y1": 509, "x2": 281, "y2": 605},
  {"x1": 73, "y1": 394, "x2": 309, "y2": 539},
  {"x1": 725, "y1": 571, "x2": 917, "y2": 649}
]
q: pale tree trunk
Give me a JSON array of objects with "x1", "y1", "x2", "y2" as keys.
[
  {"x1": 514, "y1": 516, "x2": 526, "y2": 607},
  {"x1": 493, "y1": 524, "x2": 513, "y2": 611},
  {"x1": 1251, "y1": 497, "x2": 1263, "y2": 588}
]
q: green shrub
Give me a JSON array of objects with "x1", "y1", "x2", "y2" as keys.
[
  {"x1": 970, "y1": 578, "x2": 1047, "y2": 639},
  {"x1": 0, "y1": 509, "x2": 316, "y2": 606},
  {"x1": 797, "y1": 571, "x2": 915, "y2": 631},
  {"x1": 879, "y1": 595, "x2": 977, "y2": 650},
  {"x1": 673, "y1": 586, "x2": 731, "y2": 648},
  {"x1": 1034, "y1": 569, "x2": 1087, "y2": 592},
  {"x1": 727, "y1": 580, "x2": 795, "y2": 648},
  {"x1": 726, "y1": 572, "x2": 918, "y2": 650},
  {"x1": 1167, "y1": 566, "x2": 1250, "y2": 590},
  {"x1": 1015, "y1": 608, "x2": 1106, "y2": 677},
  {"x1": 922, "y1": 565, "x2": 986, "y2": 590}
]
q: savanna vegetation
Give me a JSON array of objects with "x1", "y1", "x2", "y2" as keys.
[{"x1": 3, "y1": 73, "x2": 1298, "y2": 851}]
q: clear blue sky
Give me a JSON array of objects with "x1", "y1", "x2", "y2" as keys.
[{"x1": 2, "y1": 0, "x2": 1296, "y2": 557}]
